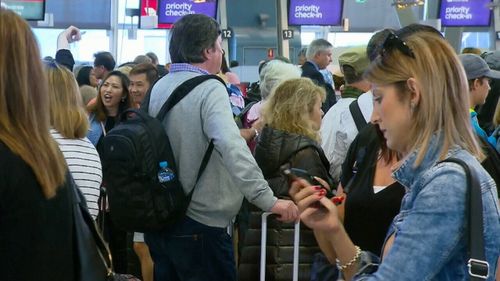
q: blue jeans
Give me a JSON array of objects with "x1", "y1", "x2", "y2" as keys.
[{"x1": 145, "y1": 217, "x2": 236, "y2": 281}]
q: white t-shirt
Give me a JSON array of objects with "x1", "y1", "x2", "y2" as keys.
[
  {"x1": 320, "y1": 91, "x2": 373, "y2": 181},
  {"x1": 51, "y1": 129, "x2": 102, "y2": 219}
]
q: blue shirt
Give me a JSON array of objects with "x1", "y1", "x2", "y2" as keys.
[
  {"x1": 471, "y1": 109, "x2": 497, "y2": 148},
  {"x1": 353, "y1": 134, "x2": 500, "y2": 280}
]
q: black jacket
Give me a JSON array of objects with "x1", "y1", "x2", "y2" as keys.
[
  {"x1": 238, "y1": 126, "x2": 333, "y2": 281},
  {"x1": 301, "y1": 61, "x2": 337, "y2": 114},
  {"x1": 0, "y1": 142, "x2": 75, "y2": 281}
]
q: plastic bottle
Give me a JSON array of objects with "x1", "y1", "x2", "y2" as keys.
[{"x1": 157, "y1": 161, "x2": 175, "y2": 183}]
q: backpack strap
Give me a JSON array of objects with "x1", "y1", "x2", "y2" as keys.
[
  {"x1": 349, "y1": 99, "x2": 368, "y2": 132},
  {"x1": 141, "y1": 74, "x2": 226, "y2": 117},
  {"x1": 157, "y1": 75, "x2": 226, "y2": 121},
  {"x1": 438, "y1": 158, "x2": 489, "y2": 280},
  {"x1": 151, "y1": 75, "x2": 225, "y2": 197}
]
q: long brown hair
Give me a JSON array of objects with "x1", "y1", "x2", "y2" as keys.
[{"x1": 0, "y1": 8, "x2": 67, "y2": 198}]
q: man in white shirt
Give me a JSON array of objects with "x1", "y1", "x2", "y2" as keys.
[{"x1": 320, "y1": 46, "x2": 372, "y2": 182}]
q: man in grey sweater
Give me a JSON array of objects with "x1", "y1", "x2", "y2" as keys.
[{"x1": 145, "y1": 14, "x2": 298, "y2": 281}]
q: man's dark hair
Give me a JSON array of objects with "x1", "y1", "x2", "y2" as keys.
[
  {"x1": 169, "y1": 14, "x2": 221, "y2": 64},
  {"x1": 129, "y1": 63, "x2": 159, "y2": 85},
  {"x1": 93, "y1": 51, "x2": 116, "y2": 71},
  {"x1": 366, "y1": 28, "x2": 395, "y2": 62}
]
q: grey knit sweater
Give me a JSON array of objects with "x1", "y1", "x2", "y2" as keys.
[{"x1": 149, "y1": 71, "x2": 277, "y2": 228}]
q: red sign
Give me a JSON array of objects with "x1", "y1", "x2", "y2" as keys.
[
  {"x1": 140, "y1": 0, "x2": 173, "y2": 29},
  {"x1": 267, "y1": 48, "x2": 274, "y2": 58}
]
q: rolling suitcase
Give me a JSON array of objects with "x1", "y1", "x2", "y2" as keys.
[{"x1": 260, "y1": 212, "x2": 300, "y2": 281}]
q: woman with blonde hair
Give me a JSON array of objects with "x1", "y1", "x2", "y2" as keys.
[
  {"x1": 0, "y1": 8, "x2": 75, "y2": 280},
  {"x1": 238, "y1": 78, "x2": 333, "y2": 281},
  {"x1": 45, "y1": 61, "x2": 102, "y2": 219},
  {"x1": 290, "y1": 29, "x2": 500, "y2": 280}
]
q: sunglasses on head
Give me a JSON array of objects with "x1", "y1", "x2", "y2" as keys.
[
  {"x1": 380, "y1": 32, "x2": 415, "y2": 59},
  {"x1": 43, "y1": 58, "x2": 60, "y2": 69}
]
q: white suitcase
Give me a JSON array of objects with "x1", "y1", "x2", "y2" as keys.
[{"x1": 260, "y1": 212, "x2": 300, "y2": 281}]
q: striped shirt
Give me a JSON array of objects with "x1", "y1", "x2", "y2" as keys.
[{"x1": 51, "y1": 129, "x2": 102, "y2": 219}]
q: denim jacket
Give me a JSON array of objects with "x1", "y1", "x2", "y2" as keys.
[
  {"x1": 87, "y1": 113, "x2": 103, "y2": 147},
  {"x1": 353, "y1": 134, "x2": 500, "y2": 281}
]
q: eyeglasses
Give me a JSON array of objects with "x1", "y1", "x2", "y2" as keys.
[{"x1": 380, "y1": 32, "x2": 415, "y2": 59}]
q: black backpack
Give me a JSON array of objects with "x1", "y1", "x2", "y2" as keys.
[{"x1": 100, "y1": 75, "x2": 225, "y2": 232}]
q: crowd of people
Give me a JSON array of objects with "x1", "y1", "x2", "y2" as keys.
[{"x1": 0, "y1": 6, "x2": 499, "y2": 281}]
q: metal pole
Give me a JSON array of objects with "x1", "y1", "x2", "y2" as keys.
[
  {"x1": 276, "y1": 0, "x2": 289, "y2": 59},
  {"x1": 219, "y1": 0, "x2": 230, "y2": 58},
  {"x1": 110, "y1": 0, "x2": 119, "y2": 63}
]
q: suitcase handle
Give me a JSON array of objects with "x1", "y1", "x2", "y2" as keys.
[{"x1": 260, "y1": 212, "x2": 300, "y2": 281}]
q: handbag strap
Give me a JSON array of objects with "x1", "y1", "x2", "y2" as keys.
[
  {"x1": 68, "y1": 174, "x2": 115, "y2": 277},
  {"x1": 439, "y1": 158, "x2": 489, "y2": 280}
]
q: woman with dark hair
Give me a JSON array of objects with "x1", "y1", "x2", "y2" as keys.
[
  {"x1": 76, "y1": 65, "x2": 99, "y2": 106},
  {"x1": 0, "y1": 8, "x2": 75, "y2": 280},
  {"x1": 76, "y1": 65, "x2": 99, "y2": 87},
  {"x1": 87, "y1": 70, "x2": 132, "y2": 147}
]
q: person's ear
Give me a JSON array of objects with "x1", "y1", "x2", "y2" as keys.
[
  {"x1": 407, "y1": 78, "x2": 421, "y2": 108},
  {"x1": 202, "y1": 47, "x2": 211, "y2": 60},
  {"x1": 472, "y1": 78, "x2": 481, "y2": 90}
]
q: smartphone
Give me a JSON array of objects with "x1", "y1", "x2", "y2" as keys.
[{"x1": 281, "y1": 167, "x2": 334, "y2": 198}]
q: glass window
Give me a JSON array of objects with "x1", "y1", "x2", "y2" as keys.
[
  {"x1": 32, "y1": 28, "x2": 110, "y2": 63},
  {"x1": 461, "y1": 32, "x2": 490, "y2": 51},
  {"x1": 300, "y1": 31, "x2": 317, "y2": 46},
  {"x1": 116, "y1": 29, "x2": 169, "y2": 64},
  {"x1": 328, "y1": 32, "x2": 374, "y2": 48}
]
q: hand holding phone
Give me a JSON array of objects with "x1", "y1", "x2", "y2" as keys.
[{"x1": 281, "y1": 167, "x2": 334, "y2": 199}]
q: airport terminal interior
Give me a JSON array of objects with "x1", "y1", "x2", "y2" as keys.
[{"x1": 1, "y1": 0, "x2": 500, "y2": 281}]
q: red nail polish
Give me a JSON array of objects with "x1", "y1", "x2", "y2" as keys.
[
  {"x1": 332, "y1": 196, "x2": 344, "y2": 205},
  {"x1": 313, "y1": 186, "x2": 322, "y2": 191}
]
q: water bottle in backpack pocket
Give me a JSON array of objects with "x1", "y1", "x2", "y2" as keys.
[{"x1": 158, "y1": 161, "x2": 175, "y2": 183}]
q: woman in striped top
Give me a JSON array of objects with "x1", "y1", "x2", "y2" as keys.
[{"x1": 45, "y1": 59, "x2": 102, "y2": 219}]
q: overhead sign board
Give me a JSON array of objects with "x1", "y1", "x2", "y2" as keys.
[
  {"x1": 288, "y1": 0, "x2": 343, "y2": 26},
  {"x1": 158, "y1": 0, "x2": 217, "y2": 24},
  {"x1": 439, "y1": 0, "x2": 492, "y2": 27}
]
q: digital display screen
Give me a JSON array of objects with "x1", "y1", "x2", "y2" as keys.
[
  {"x1": 440, "y1": 0, "x2": 492, "y2": 27},
  {"x1": 158, "y1": 0, "x2": 217, "y2": 25},
  {"x1": 288, "y1": 0, "x2": 343, "y2": 26},
  {"x1": 1, "y1": 0, "x2": 45, "y2": 20}
]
